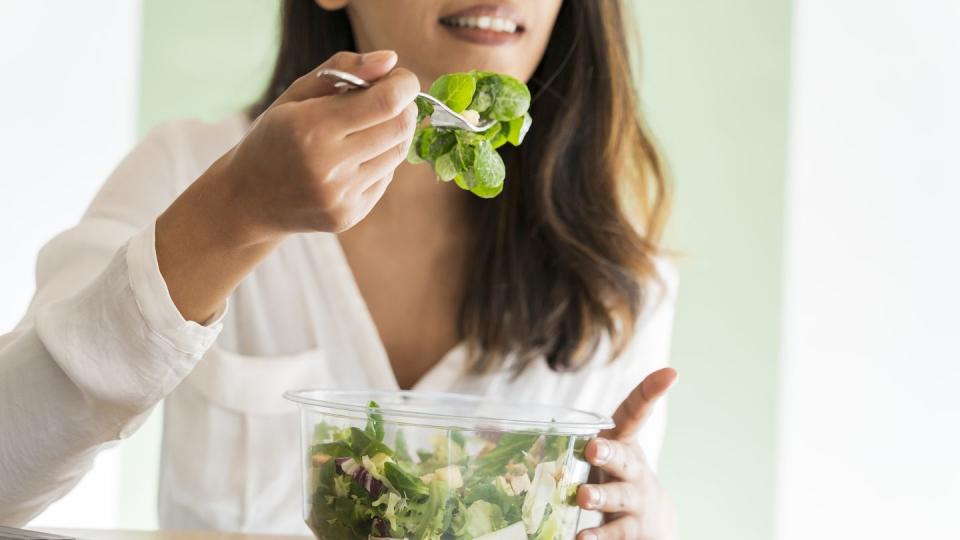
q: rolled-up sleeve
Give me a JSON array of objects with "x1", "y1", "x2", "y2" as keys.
[
  {"x1": 34, "y1": 223, "x2": 224, "y2": 423},
  {"x1": 0, "y1": 121, "x2": 224, "y2": 525}
]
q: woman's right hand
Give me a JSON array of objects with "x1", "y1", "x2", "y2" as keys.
[
  {"x1": 155, "y1": 50, "x2": 419, "y2": 323},
  {"x1": 220, "y1": 50, "x2": 420, "y2": 241}
]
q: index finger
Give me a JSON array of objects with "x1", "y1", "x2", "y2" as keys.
[
  {"x1": 584, "y1": 438, "x2": 648, "y2": 481},
  {"x1": 603, "y1": 367, "x2": 677, "y2": 439},
  {"x1": 326, "y1": 68, "x2": 421, "y2": 134},
  {"x1": 273, "y1": 50, "x2": 399, "y2": 108}
]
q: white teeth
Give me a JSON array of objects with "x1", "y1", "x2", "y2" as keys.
[{"x1": 444, "y1": 15, "x2": 520, "y2": 33}]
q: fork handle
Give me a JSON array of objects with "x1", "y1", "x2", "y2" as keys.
[
  {"x1": 316, "y1": 68, "x2": 370, "y2": 89},
  {"x1": 316, "y1": 68, "x2": 493, "y2": 132}
]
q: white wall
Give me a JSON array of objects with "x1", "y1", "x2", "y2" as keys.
[
  {"x1": 0, "y1": 0, "x2": 143, "y2": 529},
  {"x1": 777, "y1": 1, "x2": 960, "y2": 539}
]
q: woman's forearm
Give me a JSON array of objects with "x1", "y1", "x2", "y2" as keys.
[
  {"x1": 155, "y1": 155, "x2": 282, "y2": 323},
  {"x1": 154, "y1": 53, "x2": 421, "y2": 324}
]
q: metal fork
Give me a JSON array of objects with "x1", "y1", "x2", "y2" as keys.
[{"x1": 317, "y1": 68, "x2": 495, "y2": 133}]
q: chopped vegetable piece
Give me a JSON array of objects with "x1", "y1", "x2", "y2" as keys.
[{"x1": 522, "y1": 461, "x2": 558, "y2": 534}]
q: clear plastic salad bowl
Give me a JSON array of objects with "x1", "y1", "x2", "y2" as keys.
[{"x1": 284, "y1": 389, "x2": 614, "y2": 540}]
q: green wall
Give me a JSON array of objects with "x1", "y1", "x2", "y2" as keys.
[
  {"x1": 138, "y1": 0, "x2": 280, "y2": 134},
  {"x1": 634, "y1": 1, "x2": 791, "y2": 538},
  {"x1": 128, "y1": 1, "x2": 792, "y2": 538}
]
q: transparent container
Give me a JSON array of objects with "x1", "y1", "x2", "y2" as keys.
[{"x1": 284, "y1": 389, "x2": 613, "y2": 540}]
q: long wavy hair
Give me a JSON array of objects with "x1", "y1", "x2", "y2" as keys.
[{"x1": 250, "y1": 0, "x2": 670, "y2": 372}]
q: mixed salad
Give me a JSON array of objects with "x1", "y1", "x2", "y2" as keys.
[
  {"x1": 305, "y1": 402, "x2": 590, "y2": 540},
  {"x1": 407, "y1": 71, "x2": 533, "y2": 198}
]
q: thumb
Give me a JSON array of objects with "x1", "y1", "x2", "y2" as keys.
[
  {"x1": 273, "y1": 50, "x2": 399, "y2": 107},
  {"x1": 602, "y1": 367, "x2": 678, "y2": 440}
]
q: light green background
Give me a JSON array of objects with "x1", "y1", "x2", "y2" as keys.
[
  {"x1": 137, "y1": 0, "x2": 279, "y2": 134},
  {"x1": 634, "y1": 0, "x2": 791, "y2": 538},
  {"x1": 127, "y1": 1, "x2": 792, "y2": 538}
]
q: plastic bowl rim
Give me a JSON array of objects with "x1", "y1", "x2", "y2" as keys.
[{"x1": 283, "y1": 388, "x2": 615, "y2": 433}]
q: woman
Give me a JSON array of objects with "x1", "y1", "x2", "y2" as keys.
[{"x1": 0, "y1": 1, "x2": 678, "y2": 538}]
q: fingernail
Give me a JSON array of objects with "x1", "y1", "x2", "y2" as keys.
[
  {"x1": 360, "y1": 50, "x2": 396, "y2": 65},
  {"x1": 586, "y1": 486, "x2": 603, "y2": 508},
  {"x1": 580, "y1": 532, "x2": 598, "y2": 540},
  {"x1": 593, "y1": 439, "x2": 611, "y2": 464}
]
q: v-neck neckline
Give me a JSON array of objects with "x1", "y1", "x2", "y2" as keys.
[{"x1": 314, "y1": 232, "x2": 468, "y2": 391}]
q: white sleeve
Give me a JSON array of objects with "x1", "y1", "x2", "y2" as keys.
[{"x1": 0, "y1": 123, "x2": 225, "y2": 525}]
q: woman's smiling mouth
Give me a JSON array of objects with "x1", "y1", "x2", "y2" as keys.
[{"x1": 439, "y1": 4, "x2": 526, "y2": 45}]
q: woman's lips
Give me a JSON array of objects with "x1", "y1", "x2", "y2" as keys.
[
  {"x1": 439, "y1": 23, "x2": 523, "y2": 46},
  {"x1": 438, "y1": 4, "x2": 525, "y2": 46}
]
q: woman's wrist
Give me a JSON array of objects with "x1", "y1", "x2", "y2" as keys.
[
  {"x1": 185, "y1": 153, "x2": 285, "y2": 251},
  {"x1": 155, "y1": 157, "x2": 284, "y2": 323}
]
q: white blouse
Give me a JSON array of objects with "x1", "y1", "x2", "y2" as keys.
[{"x1": 0, "y1": 115, "x2": 677, "y2": 535}]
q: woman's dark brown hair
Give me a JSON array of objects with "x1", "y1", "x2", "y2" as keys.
[{"x1": 251, "y1": 1, "x2": 670, "y2": 372}]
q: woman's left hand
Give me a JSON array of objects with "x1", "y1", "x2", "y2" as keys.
[{"x1": 576, "y1": 367, "x2": 679, "y2": 540}]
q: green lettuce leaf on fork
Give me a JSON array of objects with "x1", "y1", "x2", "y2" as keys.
[{"x1": 408, "y1": 71, "x2": 533, "y2": 198}]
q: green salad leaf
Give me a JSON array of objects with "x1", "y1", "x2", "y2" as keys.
[
  {"x1": 348, "y1": 427, "x2": 392, "y2": 458},
  {"x1": 429, "y1": 73, "x2": 478, "y2": 113},
  {"x1": 465, "y1": 481, "x2": 524, "y2": 525},
  {"x1": 306, "y1": 401, "x2": 589, "y2": 540},
  {"x1": 364, "y1": 400, "x2": 385, "y2": 443},
  {"x1": 454, "y1": 500, "x2": 507, "y2": 538},
  {"x1": 394, "y1": 429, "x2": 414, "y2": 464},
  {"x1": 472, "y1": 433, "x2": 540, "y2": 479},
  {"x1": 384, "y1": 461, "x2": 429, "y2": 499},
  {"x1": 407, "y1": 70, "x2": 533, "y2": 198},
  {"x1": 311, "y1": 440, "x2": 353, "y2": 459}
]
